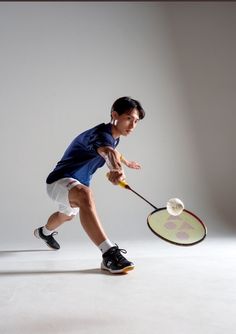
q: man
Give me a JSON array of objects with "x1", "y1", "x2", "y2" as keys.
[{"x1": 34, "y1": 96, "x2": 145, "y2": 274}]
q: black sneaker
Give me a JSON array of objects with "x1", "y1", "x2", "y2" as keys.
[
  {"x1": 34, "y1": 227, "x2": 60, "y2": 250},
  {"x1": 101, "y1": 245, "x2": 135, "y2": 274}
]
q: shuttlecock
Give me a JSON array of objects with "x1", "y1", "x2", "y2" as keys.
[{"x1": 166, "y1": 198, "x2": 184, "y2": 216}]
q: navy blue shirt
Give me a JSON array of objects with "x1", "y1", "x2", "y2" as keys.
[{"x1": 46, "y1": 123, "x2": 119, "y2": 186}]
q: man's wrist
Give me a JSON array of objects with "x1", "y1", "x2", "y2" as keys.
[
  {"x1": 108, "y1": 168, "x2": 123, "y2": 172},
  {"x1": 120, "y1": 155, "x2": 125, "y2": 163}
]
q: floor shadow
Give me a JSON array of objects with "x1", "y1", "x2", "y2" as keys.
[
  {"x1": 0, "y1": 249, "x2": 128, "y2": 276},
  {"x1": 0, "y1": 268, "x2": 127, "y2": 276},
  {"x1": 0, "y1": 249, "x2": 53, "y2": 257}
]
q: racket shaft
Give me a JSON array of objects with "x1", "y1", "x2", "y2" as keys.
[
  {"x1": 129, "y1": 188, "x2": 158, "y2": 210},
  {"x1": 117, "y1": 179, "x2": 158, "y2": 210}
]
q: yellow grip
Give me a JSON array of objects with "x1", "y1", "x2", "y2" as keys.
[{"x1": 118, "y1": 179, "x2": 128, "y2": 188}]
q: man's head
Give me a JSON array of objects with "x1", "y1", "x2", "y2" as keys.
[
  {"x1": 110, "y1": 97, "x2": 145, "y2": 137},
  {"x1": 111, "y1": 96, "x2": 145, "y2": 120}
]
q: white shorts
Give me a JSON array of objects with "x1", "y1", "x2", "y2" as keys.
[{"x1": 46, "y1": 178, "x2": 81, "y2": 216}]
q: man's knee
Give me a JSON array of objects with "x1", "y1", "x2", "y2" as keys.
[{"x1": 69, "y1": 185, "x2": 94, "y2": 209}]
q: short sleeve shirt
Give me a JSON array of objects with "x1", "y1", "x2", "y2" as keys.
[{"x1": 46, "y1": 123, "x2": 119, "y2": 186}]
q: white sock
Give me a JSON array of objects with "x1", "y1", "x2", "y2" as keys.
[
  {"x1": 42, "y1": 226, "x2": 55, "y2": 236},
  {"x1": 98, "y1": 239, "x2": 115, "y2": 254}
]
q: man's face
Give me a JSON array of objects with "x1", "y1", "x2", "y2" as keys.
[{"x1": 113, "y1": 108, "x2": 140, "y2": 136}]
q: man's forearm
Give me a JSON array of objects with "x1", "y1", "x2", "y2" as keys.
[{"x1": 98, "y1": 147, "x2": 122, "y2": 171}]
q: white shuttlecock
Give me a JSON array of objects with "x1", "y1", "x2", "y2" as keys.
[{"x1": 166, "y1": 198, "x2": 184, "y2": 216}]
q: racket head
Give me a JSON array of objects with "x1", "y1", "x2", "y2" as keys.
[{"x1": 147, "y1": 208, "x2": 207, "y2": 246}]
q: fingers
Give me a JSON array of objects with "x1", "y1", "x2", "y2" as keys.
[
  {"x1": 128, "y1": 161, "x2": 141, "y2": 169},
  {"x1": 107, "y1": 170, "x2": 126, "y2": 185}
]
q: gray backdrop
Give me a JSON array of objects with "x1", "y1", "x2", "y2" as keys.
[{"x1": 0, "y1": 2, "x2": 235, "y2": 248}]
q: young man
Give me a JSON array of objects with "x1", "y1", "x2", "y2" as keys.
[{"x1": 34, "y1": 96, "x2": 145, "y2": 274}]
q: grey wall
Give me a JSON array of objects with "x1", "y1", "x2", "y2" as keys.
[{"x1": 0, "y1": 2, "x2": 235, "y2": 248}]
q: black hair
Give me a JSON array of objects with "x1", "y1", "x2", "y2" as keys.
[{"x1": 111, "y1": 96, "x2": 145, "y2": 120}]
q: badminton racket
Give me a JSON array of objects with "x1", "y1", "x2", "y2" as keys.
[{"x1": 116, "y1": 178, "x2": 207, "y2": 246}]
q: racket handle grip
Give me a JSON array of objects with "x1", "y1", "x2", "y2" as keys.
[
  {"x1": 118, "y1": 179, "x2": 129, "y2": 188},
  {"x1": 106, "y1": 173, "x2": 129, "y2": 188}
]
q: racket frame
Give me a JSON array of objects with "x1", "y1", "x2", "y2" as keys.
[{"x1": 147, "y1": 208, "x2": 207, "y2": 246}]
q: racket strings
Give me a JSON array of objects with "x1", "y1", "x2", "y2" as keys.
[{"x1": 147, "y1": 209, "x2": 206, "y2": 245}]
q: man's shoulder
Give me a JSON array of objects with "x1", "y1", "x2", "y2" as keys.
[
  {"x1": 81, "y1": 122, "x2": 110, "y2": 134},
  {"x1": 89, "y1": 123, "x2": 112, "y2": 137},
  {"x1": 73, "y1": 123, "x2": 112, "y2": 145},
  {"x1": 95, "y1": 122, "x2": 111, "y2": 132}
]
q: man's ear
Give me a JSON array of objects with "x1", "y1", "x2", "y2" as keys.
[
  {"x1": 111, "y1": 110, "x2": 119, "y2": 121},
  {"x1": 111, "y1": 111, "x2": 119, "y2": 125}
]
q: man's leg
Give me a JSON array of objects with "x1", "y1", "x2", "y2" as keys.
[
  {"x1": 68, "y1": 184, "x2": 135, "y2": 273},
  {"x1": 34, "y1": 212, "x2": 75, "y2": 250},
  {"x1": 46, "y1": 211, "x2": 75, "y2": 231},
  {"x1": 68, "y1": 184, "x2": 107, "y2": 246}
]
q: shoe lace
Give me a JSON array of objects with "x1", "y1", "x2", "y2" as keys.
[
  {"x1": 110, "y1": 244, "x2": 128, "y2": 263},
  {"x1": 49, "y1": 231, "x2": 58, "y2": 239}
]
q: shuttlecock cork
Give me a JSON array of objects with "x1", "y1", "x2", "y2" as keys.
[{"x1": 166, "y1": 198, "x2": 184, "y2": 216}]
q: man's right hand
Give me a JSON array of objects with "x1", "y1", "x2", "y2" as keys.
[{"x1": 107, "y1": 170, "x2": 126, "y2": 185}]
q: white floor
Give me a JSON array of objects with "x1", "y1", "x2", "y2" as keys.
[{"x1": 0, "y1": 237, "x2": 236, "y2": 334}]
